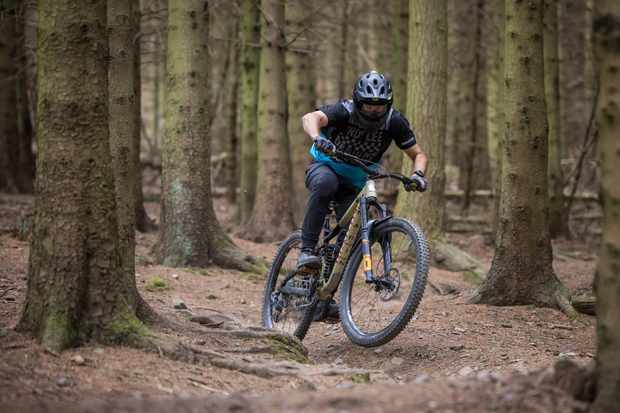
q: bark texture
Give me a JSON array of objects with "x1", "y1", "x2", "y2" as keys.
[
  {"x1": 447, "y1": 0, "x2": 491, "y2": 208},
  {"x1": 108, "y1": 0, "x2": 139, "y2": 285},
  {"x1": 18, "y1": 0, "x2": 143, "y2": 351},
  {"x1": 286, "y1": 0, "x2": 316, "y2": 225},
  {"x1": 394, "y1": 0, "x2": 447, "y2": 243},
  {"x1": 238, "y1": 0, "x2": 260, "y2": 224},
  {"x1": 471, "y1": 0, "x2": 567, "y2": 306},
  {"x1": 0, "y1": 0, "x2": 19, "y2": 192},
  {"x1": 486, "y1": 0, "x2": 506, "y2": 238},
  {"x1": 245, "y1": 0, "x2": 295, "y2": 242},
  {"x1": 208, "y1": 2, "x2": 238, "y2": 203},
  {"x1": 592, "y1": 2, "x2": 620, "y2": 411},
  {"x1": 544, "y1": 0, "x2": 569, "y2": 238},
  {"x1": 159, "y1": 0, "x2": 256, "y2": 271},
  {"x1": 317, "y1": 0, "x2": 346, "y2": 104},
  {"x1": 382, "y1": 0, "x2": 408, "y2": 202}
]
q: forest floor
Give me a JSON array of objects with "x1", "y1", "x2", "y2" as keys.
[{"x1": 0, "y1": 194, "x2": 598, "y2": 412}]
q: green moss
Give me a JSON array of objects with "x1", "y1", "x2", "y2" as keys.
[
  {"x1": 145, "y1": 276, "x2": 170, "y2": 292},
  {"x1": 463, "y1": 270, "x2": 483, "y2": 286},
  {"x1": 186, "y1": 267, "x2": 212, "y2": 276},
  {"x1": 206, "y1": 294, "x2": 218, "y2": 300},
  {"x1": 268, "y1": 336, "x2": 310, "y2": 364},
  {"x1": 41, "y1": 310, "x2": 76, "y2": 352},
  {"x1": 350, "y1": 372, "x2": 371, "y2": 384},
  {"x1": 105, "y1": 312, "x2": 149, "y2": 345}
]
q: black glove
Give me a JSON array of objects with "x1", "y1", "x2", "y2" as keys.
[
  {"x1": 405, "y1": 170, "x2": 428, "y2": 192},
  {"x1": 313, "y1": 136, "x2": 336, "y2": 155}
]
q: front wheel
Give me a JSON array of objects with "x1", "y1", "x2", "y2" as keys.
[{"x1": 339, "y1": 217, "x2": 429, "y2": 347}]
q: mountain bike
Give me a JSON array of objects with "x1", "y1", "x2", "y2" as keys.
[{"x1": 261, "y1": 150, "x2": 429, "y2": 347}]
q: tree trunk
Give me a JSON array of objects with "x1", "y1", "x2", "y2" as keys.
[
  {"x1": 18, "y1": 0, "x2": 144, "y2": 352},
  {"x1": 244, "y1": 0, "x2": 295, "y2": 242},
  {"x1": 133, "y1": 1, "x2": 154, "y2": 233},
  {"x1": 394, "y1": 0, "x2": 447, "y2": 244},
  {"x1": 317, "y1": 0, "x2": 345, "y2": 104},
  {"x1": 286, "y1": 0, "x2": 316, "y2": 225},
  {"x1": 382, "y1": 0, "x2": 408, "y2": 204},
  {"x1": 558, "y1": 0, "x2": 597, "y2": 188},
  {"x1": 446, "y1": 0, "x2": 476, "y2": 190},
  {"x1": 486, "y1": 0, "x2": 506, "y2": 240},
  {"x1": 592, "y1": 2, "x2": 620, "y2": 411},
  {"x1": 0, "y1": 0, "x2": 19, "y2": 193},
  {"x1": 544, "y1": 0, "x2": 570, "y2": 238},
  {"x1": 238, "y1": 0, "x2": 260, "y2": 224},
  {"x1": 15, "y1": 1, "x2": 35, "y2": 193},
  {"x1": 109, "y1": 0, "x2": 139, "y2": 284},
  {"x1": 208, "y1": 2, "x2": 238, "y2": 203},
  {"x1": 158, "y1": 0, "x2": 255, "y2": 270},
  {"x1": 461, "y1": 0, "x2": 491, "y2": 212},
  {"x1": 470, "y1": 0, "x2": 568, "y2": 307}
]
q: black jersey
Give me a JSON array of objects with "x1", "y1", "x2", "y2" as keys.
[{"x1": 318, "y1": 100, "x2": 417, "y2": 163}]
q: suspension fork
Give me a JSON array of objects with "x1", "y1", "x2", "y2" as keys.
[{"x1": 358, "y1": 196, "x2": 374, "y2": 283}]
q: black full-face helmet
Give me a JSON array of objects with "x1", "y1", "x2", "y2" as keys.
[{"x1": 352, "y1": 70, "x2": 393, "y2": 119}]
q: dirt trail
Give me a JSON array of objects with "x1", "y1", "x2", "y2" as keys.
[{"x1": 0, "y1": 197, "x2": 597, "y2": 411}]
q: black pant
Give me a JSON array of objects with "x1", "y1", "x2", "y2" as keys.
[{"x1": 301, "y1": 162, "x2": 359, "y2": 251}]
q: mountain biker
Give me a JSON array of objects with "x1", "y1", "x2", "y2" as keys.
[{"x1": 297, "y1": 70, "x2": 428, "y2": 319}]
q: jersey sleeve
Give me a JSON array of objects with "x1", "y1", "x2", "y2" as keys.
[
  {"x1": 318, "y1": 101, "x2": 350, "y2": 128},
  {"x1": 390, "y1": 113, "x2": 417, "y2": 150}
]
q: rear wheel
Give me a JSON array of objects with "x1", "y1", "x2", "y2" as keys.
[
  {"x1": 339, "y1": 217, "x2": 429, "y2": 347},
  {"x1": 262, "y1": 230, "x2": 318, "y2": 340}
]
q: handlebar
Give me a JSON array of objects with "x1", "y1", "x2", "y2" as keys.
[{"x1": 328, "y1": 149, "x2": 419, "y2": 192}]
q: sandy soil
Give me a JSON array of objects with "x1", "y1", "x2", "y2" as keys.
[{"x1": 0, "y1": 195, "x2": 597, "y2": 411}]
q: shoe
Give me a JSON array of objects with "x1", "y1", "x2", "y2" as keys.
[
  {"x1": 313, "y1": 298, "x2": 340, "y2": 323},
  {"x1": 297, "y1": 249, "x2": 321, "y2": 270}
]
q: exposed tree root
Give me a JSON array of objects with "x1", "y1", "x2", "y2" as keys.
[
  {"x1": 428, "y1": 280, "x2": 459, "y2": 295},
  {"x1": 211, "y1": 243, "x2": 268, "y2": 274},
  {"x1": 555, "y1": 292, "x2": 585, "y2": 323},
  {"x1": 570, "y1": 293, "x2": 596, "y2": 316},
  {"x1": 432, "y1": 240, "x2": 487, "y2": 281}
]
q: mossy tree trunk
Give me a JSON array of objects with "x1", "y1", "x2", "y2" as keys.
[
  {"x1": 394, "y1": 0, "x2": 447, "y2": 244},
  {"x1": 159, "y1": 0, "x2": 257, "y2": 271},
  {"x1": 245, "y1": 0, "x2": 295, "y2": 242},
  {"x1": 470, "y1": 0, "x2": 568, "y2": 307},
  {"x1": 17, "y1": 0, "x2": 144, "y2": 352},
  {"x1": 544, "y1": 0, "x2": 570, "y2": 238},
  {"x1": 238, "y1": 0, "x2": 260, "y2": 224},
  {"x1": 592, "y1": 2, "x2": 620, "y2": 411},
  {"x1": 0, "y1": 0, "x2": 19, "y2": 192},
  {"x1": 286, "y1": 0, "x2": 316, "y2": 225}
]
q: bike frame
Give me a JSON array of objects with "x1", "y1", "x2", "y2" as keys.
[{"x1": 316, "y1": 179, "x2": 390, "y2": 300}]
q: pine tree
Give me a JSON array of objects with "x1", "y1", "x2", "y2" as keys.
[
  {"x1": 18, "y1": 0, "x2": 145, "y2": 351},
  {"x1": 238, "y1": 0, "x2": 260, "y2": 224},
  {"x1": 159, "y1": 0, "x2": 257, "y2": 270},
  {"x1": 395, "y1": 0, "x2": 447, "y2": 243},
  {"x1": 470, "y1": 0, "x2": 570, "y2": 307},
  {"x1": 245, "y1": 0, "x2": 295, "y2": 241},
  {"x1": 544, "y1": 0, "x2": 569, "y2": 238},
  {"x1": 592, "y1": 1, "x2": 620, "y2": 411},
  {"x1": 0, "y1": 0, "x2": 18, "y2": 192},
  {"x1": 286, "y1": 0, "x2": 317, "y2": 224}
]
